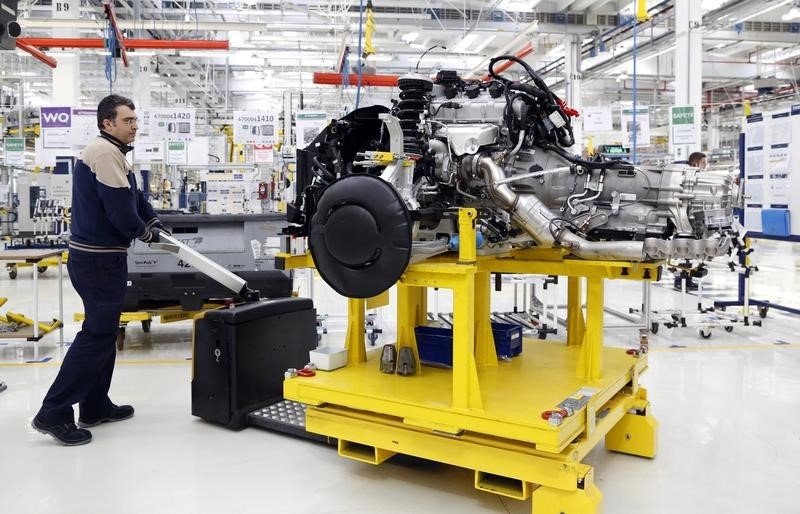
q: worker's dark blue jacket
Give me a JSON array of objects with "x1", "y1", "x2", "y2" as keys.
[{"x1": 69, "y1": 132, "x2": 159, "y2": 254}]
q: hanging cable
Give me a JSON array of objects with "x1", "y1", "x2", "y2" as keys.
[
  {"x1": 341, "y1": 46, "x2": 350, "y2": 87},
  {"x1": 363, "y1": 0, "x2": 375, "y2": 58},
  {"x1": 632, "y1": 16, "x2": 638, "y2": 164},
  {"x1": 416, "y1": 45, "x2": 446, "y2": 73},
  {"x1": 355, "y1": 0, "x2": 365, "y2": 110},
  {"x1": 104, "y1": 21, "x2": 118, "y2": 94}
]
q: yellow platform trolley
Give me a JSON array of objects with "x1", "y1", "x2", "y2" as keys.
[{"x1": 280, "y1": 208, "x2": 659, "y2": 514}]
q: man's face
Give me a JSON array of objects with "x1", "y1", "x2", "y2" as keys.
[
  {"x1": 699, "y1": 157, "x2": 708, "y2": 170},
  {"x1": 102, "y1": 105, "x2": 138, "y2": 144}
]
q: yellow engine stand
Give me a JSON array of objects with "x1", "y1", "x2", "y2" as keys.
[{"x1": 280, "y1": 208, "x2": 660, "y2": 513}]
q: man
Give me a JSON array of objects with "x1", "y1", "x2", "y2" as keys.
[
  {"x1": 32, "y1": 95, "x2": 162, "y2": 446},
  {"x1": 688, "y1": 151, "x2": 708, "y2": 170}
]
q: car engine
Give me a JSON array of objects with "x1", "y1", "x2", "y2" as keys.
[{"x1": 287, "y1": 56, "x2": 738, "y2": 298}]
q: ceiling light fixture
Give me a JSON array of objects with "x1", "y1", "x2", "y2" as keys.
[
  {"x1": 783, "y1": 6, "x2": 800, "y2": 20},
  {"x1": 497, "y1": 0, "x2": 542, "y2": 11},
  {"x1": 401, "y1": 32, "x2": 419, "y2": 44},
  {"x1": 450, "y1": 34, "x2": 480, "y2": 54},
  {"x1": 701, "y1": 0, "x2": 726, "y2": 10},
  {"x1": 732, "y1": 0, "x2": 792, "y2": 24}
]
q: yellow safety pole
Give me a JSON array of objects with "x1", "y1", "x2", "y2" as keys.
[
  {"x1": 567, "y1": 277, "x2": 586, "y2": 346},
  {"x1": 344, "y1": 298, "x2": 367, "y2": 365}
]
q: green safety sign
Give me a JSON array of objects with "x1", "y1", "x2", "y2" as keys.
[
  {"x1": 671, "y1": 106, "x2": 694, "y2": 125},
  {"x1": 4, "y1": 138, "x2": 24, "y2": 152},
  {"x1": 3, "y1": 137, "x2": 25, "y2": 166},
  {"x1": 670, "y1": 106, "x2": 698, "y2": 146}
]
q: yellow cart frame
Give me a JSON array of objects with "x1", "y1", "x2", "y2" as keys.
[
  {"x1": 281, "y1": 209, "x2": 659, "y2": 513},
  {"x1": 75, "y1": 303, "x2": 225, "y2": 350},
  {"x1": 5, "y1": 251, "x2": 69, "y2": 279}
]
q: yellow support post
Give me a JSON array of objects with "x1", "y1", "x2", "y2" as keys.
[
  {"x1": 474, "y1": 270, "x2": 497, "y2": 368},
  {"x1": 396, "y1": 283, "x2": 424, "y2": 375},
  {"x1": 576, "y1": 277, "x2": 604, "y2": 380},
  {"x1": 344, "y1": 298, "x2": 367, "y2": 365},
  {"x1": 457, "y1": 208, "x2": 477, "y2": 264},
  {"x1": 0, "y1": 297, "x2": 6, "y2": 308},
  {"x1": 566, "y1": 277, "x2": 585, "y2": 347},
  {"x1": 452, "y1": 272, "x2": 482, "y2": 410}
]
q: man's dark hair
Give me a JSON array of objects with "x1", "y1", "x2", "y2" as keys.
[
  {"x1": 688, "y1": 152, "x2": 707, "y2": 166},
  {"x1": 97, "y1": 94, "x2": 135, "y2": 130}
]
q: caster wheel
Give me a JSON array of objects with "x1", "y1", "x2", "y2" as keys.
[
  {"x1": 8, "y1": 267, "x2": 17, "y2": 280},
  {"x1": 116, "y1": 327, "x2": 126, "y2": 351},
  {"x1": 698, "y1": 329, "x2": 712, "y2": 339},
  {"x1": 758, "y1": 306, "x2": 769, "y2": 319},
  {"x1": 37, "y1": 266, "x2": 47, "y2": 274},
  {"x1": 724, "y1": 326, "x2": 733, "y2": 333},
  {"x1": 538, "y1": 332, "x2": 547, "y2": 340},
  {"x1": 141, "y1": 319, "x2": 152, "y2": 333},
  {"x1": 651, "y1": 322, "x2": 659, "y2": 334}
]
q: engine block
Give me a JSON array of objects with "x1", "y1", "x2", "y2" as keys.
[{"x1": 286, "y1": 61, "x2": 738, "y2": 298}]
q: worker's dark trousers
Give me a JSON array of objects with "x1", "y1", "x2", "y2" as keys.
[{"x1": 37, "y1": 251, "x2": 127, "y2": 425}]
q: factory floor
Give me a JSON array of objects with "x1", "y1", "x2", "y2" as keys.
[{"x1": 1, "y1": 240, "x2": 798, "y2": 514}]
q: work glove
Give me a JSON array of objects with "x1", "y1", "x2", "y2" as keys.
[
  {"x1": 153, "y1": 222, "x2": 171, "y2": 235},
  {"x1": 139, "y1": 228, "x2": 161, "y2": 244}
]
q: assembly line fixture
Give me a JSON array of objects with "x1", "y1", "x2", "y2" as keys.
[{"x1": 279, "y1": 208, "x2": 660, "y2": 514}]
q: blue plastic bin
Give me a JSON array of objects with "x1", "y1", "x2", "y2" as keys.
[{"x1": 414, "y1": 322, "x2": 523, "y2": 367}]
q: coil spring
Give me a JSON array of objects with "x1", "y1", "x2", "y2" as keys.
[{"x1": 394, "y1": 75, "x2": 433, "y2": 156}]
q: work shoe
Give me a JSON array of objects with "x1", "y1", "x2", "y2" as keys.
[
  {"x1": 31, "y1": 416, "x2": 92, "y2": 446},
  {"x1": 78, "y1": 404, "x2": 135, "y2": 428}
]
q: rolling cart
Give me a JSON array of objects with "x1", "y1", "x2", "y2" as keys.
[{"x1": 149, "y1": 230, "x2": 320, "y2": 439}]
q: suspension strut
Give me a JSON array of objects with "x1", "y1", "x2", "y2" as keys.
[{"x1": 393, "y1": 73, "x2": 433, "y2": 157}]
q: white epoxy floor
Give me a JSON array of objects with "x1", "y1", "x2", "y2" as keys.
[{"x1": 1, "y1": 240, "x2": 799, "y2": 514}]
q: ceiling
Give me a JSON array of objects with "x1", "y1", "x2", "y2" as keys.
[{"x1": 3, "y1": 0, "x2": 800, "y2": 116}]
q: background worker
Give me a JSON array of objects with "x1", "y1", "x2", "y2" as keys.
[
  {"x1": 31, "y1": 95, "x2": 162, "y2": 446},
  {"x1": 673, "y1": 151, "x2": 709, "y2": 290},
  {"x1": 688, "y1": 151, "x2": 708, "y2": 170}
]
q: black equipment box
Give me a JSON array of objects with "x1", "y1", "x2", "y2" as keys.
[
  {"x1": 124, "y1": 270, "x2": 291, "y2": 311},
  {"x1": 125, "y1": 213, "x2": 292, "y2": 311},
  {"x1": 191, "y1": 297, "x2": 317, "y2": 430}
]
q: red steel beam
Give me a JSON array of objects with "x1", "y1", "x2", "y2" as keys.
[
  {"x1": 314, "y1": 72, "x2": 399, "y2": 87},
  {"x1": 16, "y1": 40, "x2": 57, "y2": 68},
  {"x1": 103, "y1": 1, "x2": 129, "y2": 67},
  {"x1": 481, "y1": 42, "x2": 534, "y2": 81},
  {"x1": 315, "y1": 44, "x2": 534, "y2": 89},
  {"x1": 16, "y1": 38, "x2": 230, "y2": 50}
]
